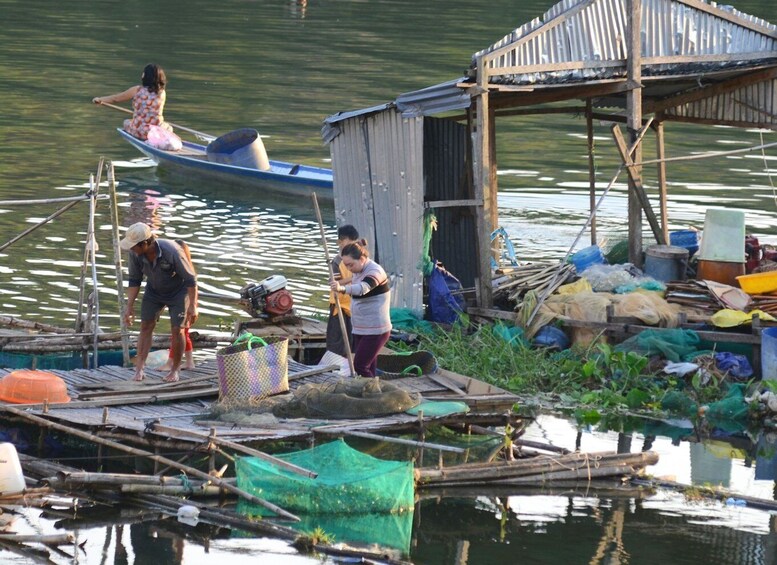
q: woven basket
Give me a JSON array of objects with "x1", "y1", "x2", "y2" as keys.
[{"x1": 216, "y1": 336, "x2": 289, "y2": 402}]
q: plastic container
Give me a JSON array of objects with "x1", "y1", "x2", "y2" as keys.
[
  {"x1": 737, "y1": 271, "x2": 777, "y2": 295},
  {"x1": 571, "y1": 245, "x2": 606, "y2": 274},
  {"x1": 0, "y1": 443, "x2": 25, "y2": 494},
  {"x1": 697, "y1": 209, "x2": 746, "y2": 263},
  {"x1": 206, "y1": 128, "x2": 270, "y2": 171},
  {"x1": 0, "y1": 370, "x2": 71, "y2": 404},
  {"x1": 669, "y1": 229, "x2": 699, "y2": 257},
  {"x1": 696, "y1": 259, "x2": 745, "y2": 287},
  {"x1": 762, "y1": 327, "x2": 777, "y2": 380},
  {"x1": 644, "y1": 245, "x2": 689, "y2": 282}
]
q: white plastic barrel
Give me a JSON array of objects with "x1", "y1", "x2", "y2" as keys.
[{"x1": 0, "y1": 443, "x2": 25, "y2": 494}]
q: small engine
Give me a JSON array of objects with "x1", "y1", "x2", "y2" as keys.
[{"x1": 240, "y1": 275, "x2": 294, "y2": 318}]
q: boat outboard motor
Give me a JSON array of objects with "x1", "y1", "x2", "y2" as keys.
[{"x1": 239, "y1": 275, "x2": 294, "y2": 318}]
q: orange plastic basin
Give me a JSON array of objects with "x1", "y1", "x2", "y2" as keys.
[
  {"x1": 736, "y1": 271, "x2": 777, "y2": 295},
  {"x1": 0, "y1": 370, "x2": 71, "y2": 404}
]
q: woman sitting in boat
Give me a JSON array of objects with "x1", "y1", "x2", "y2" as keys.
[
  {"x1": 92, "y1": 63, "x2": 171, "y2": 141},
  {"x1": 329, "y1": 242, "x2": 392, "y2": 378}
]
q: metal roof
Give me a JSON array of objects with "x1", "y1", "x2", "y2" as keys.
[{"x1": 470, "y1": 0, "x2": 777, "y2": 86}]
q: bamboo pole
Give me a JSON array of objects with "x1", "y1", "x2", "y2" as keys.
[
  {"x1": 316, "y1": 429, "x2": 467, "y2": 453},
  {"x1": 0, "y1": 316, "x2": 75, "y2": 333},
  {"x1": 0, "y1": 199, "x2": 83, "y2": 253},
  {"x1": 88, "y1": 165, "x2": 101, "y2": 367},
  {"x1": 0, "y1": 194, "x2": 108, "y2": 206},
  {"x1": 107, "y1": 161, "x2": 130, "y2": 366},
  {"x1": 311, "y1": 192, "x2": 356, "y2": 377},
  {"x1": 95, "y1": 101, "x2": 216, "y2": 142},
  {"x1": 150, "y1": 423, "x2": 318, "y2": 478},
  {"x1": 0, "y1": 533, "x2": 74, "y2": 545},
  {"x1": 75, "y1": 158, "x2": 104, "y2": 333},
  {"x1": 0, "y1": 404, "x2": 300, "y2": 521}
]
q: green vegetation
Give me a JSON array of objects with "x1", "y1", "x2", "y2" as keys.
[
  {"x1": 389, "y1": 319, "x2": 744, "y2": 423},
  {"x1": 293, "y1": 527, "x2": 335, "y2": 553}
]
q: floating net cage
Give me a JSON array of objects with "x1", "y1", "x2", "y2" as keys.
[{"x1": 236, "y1": 439, "x2": 415, "y2": 516}]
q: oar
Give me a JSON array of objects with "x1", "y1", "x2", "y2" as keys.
[{"x1": 94, "y1": 101, "x2": 216, "y2": 143}]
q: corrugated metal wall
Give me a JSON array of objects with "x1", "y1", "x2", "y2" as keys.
[
  {"x1": 472, "y1": 0, "x2": 777, "y2": 85},
  {"x1": 664, "y1": 78, "x2": 777, "y2": 127},
  {"x1": 329, "y1": 109, "x2": 425, "y2": 313},
  {"x1": 423, "y1": 117, "x2": 477, "y2": 289}
]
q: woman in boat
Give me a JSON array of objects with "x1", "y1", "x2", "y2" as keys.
[
  {"x1": 92, "y1": 63, "x2": 171, "y2": 141},
  {"x1": 329, "y1": 242, "x2": 391, "y2": 378}
]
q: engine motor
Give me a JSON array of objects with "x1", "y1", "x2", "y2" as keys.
[{"x1": 239, "y1": 275, "x2": 294, "y2": 318}]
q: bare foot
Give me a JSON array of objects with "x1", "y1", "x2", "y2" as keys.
[
  {"x1": 132, "y1": 370, "x2": 145, "y2": 382},
  {"x1": 158, "y1": 361, "x2": 173, "y2": 372},
  {"x1": 182, "y1": 362, "x2": 196, "y2": 370},
  {"x1": 162, "y1": 371, "x2": 180, "y2": 383}
]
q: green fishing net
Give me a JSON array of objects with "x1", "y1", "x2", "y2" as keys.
[
  {"x1": 236, "y1": 439, "x2": 415, "y2": 516},
  {"x1": 615, "y1": 328, "x2": 701, "y2": 362}
]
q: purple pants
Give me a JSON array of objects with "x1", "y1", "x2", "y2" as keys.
[{"x1": 352, "y1": 332, "x2": 391, "y2": 378}]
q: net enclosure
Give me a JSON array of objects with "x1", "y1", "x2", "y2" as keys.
[{"x1": 236, "y1": 439, "x2": 415, "y2": 516}]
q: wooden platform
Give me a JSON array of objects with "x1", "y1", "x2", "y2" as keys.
[{"x1": 0, "y1": 357, "x2": 520, "y2": 451}]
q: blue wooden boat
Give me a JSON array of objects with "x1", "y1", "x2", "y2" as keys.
[{"x1": 117, "y1": 129, "x2": 333, "y2": 198}]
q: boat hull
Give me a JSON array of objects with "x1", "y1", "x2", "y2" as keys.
[{"x1": 117, "y1": 129, "x2": 333, "y2": 198}]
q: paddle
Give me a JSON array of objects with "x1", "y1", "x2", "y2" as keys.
[{"x1": 94, "y1": 101, "x2": 216, "y2": 143}]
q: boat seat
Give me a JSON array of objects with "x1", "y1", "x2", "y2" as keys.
[{"x1": 288, "y1": 164, "x2": 300, "y2": 175}]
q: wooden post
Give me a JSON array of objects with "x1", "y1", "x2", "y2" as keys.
[
  {"x1": 586, "y1": 99, "x2": 597, "y2": 245},
  {"x1": 208, "y1": 427, "x2": 217, "y2": 474},
  {"x1": 655, "y1": 117, "x2": 670, "y2": 243},
  {"x1": 108, "y1": 162, "x2": 130, "y2": 367},
  {"x1": 626, "y1": 0, "x2": 643, "y2": 266},
  {"x1": 474, "y1": 57, "x2": 494, "y2": 307}
]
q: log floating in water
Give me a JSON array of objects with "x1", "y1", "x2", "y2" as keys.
[
  {"x1": 0, "y1": 533, "x2": 75, "y2": 545},
  {"x1": 416, "y1": 451, "x2": 658, "y2": 487}
]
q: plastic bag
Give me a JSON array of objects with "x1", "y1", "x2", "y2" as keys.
[
  {"x1": 147, "y1": 124, "x2": 182, "y2": 151},
  {"x1": 427, "y1": 261, "x2": 464, "y2": 324}
]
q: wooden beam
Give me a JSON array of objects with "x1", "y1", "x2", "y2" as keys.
[
  {"x1": 627, "y1": 0, "x2": 644, "y2": 266},
  {"x1": 474, "y1": 58, "x2": 494, "y2": 308},
  {"x1": 612, "y1": 124, "x2": 665, "y2": 245},
  {"x1": 586, "y1": 100, "x2": 597, "y2": 245},
  {"x1": 655, "y1": 118, "x2": 669, "y2": 243},
  {"x1": 424, "y1": 199, "x2": 482, "y2": 209},
  {"x1": 490, "y1": 80, "x2": 633, "y2": 109}
]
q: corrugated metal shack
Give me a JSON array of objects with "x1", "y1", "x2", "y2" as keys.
[{"x1": 322, "y1": 0, "x2": 777, "y2": 312}]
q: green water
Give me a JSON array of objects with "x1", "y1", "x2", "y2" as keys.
[{"x1": 2, "y1": 0, "x2": 777, "y2": 563}]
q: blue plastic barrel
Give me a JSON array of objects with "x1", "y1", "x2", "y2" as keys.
[
  {"x1": 206, "y1": 128, "x2": 270, "y2": 171},
  {"x1": 644, "y1": 245, "x2": 689, "y2": 282},
  {"x1": 762, "y1": 327, "x2": 777, "y2": 380},
  {"x1": 571, "y1": 245, "x2": 605, "y2": 274},
  {"x1": 669, "y1": 229, "x2": 699, "y2": 257}
]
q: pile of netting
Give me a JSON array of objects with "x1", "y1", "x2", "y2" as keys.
[{"x1": 205, "y1": 377, "x2": 422, "y2": 422}]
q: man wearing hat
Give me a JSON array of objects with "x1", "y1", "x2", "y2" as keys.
[{"x1": 120, "y1": 222, "x2": 198, "y2": 382}]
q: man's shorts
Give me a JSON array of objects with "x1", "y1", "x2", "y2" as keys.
[{"x1": 141, "y1": 286, "x2": 191, "y2": 327}]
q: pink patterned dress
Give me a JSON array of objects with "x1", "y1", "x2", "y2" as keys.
[{"x1": 123, "y1": 87, "x2": 169, "y2": 140}]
